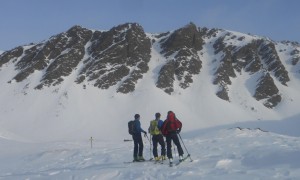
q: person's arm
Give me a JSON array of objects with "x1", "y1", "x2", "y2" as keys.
[
  {"x1": 135, "y1": 120, "x2": 146, "y2": 133},
  {"x1": 158, "y1": 120, "x2": 164, "y2": 129},
  {"x1": 176, "y1": 118, "x2": 182, "y2": 133},
  {"x1": 160, "y1": 120, "x2": 168, "y2": 135}
]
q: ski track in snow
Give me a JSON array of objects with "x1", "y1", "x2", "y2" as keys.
[{"x1": 1, "y1": 128, "x2": 300, "y2": 180}]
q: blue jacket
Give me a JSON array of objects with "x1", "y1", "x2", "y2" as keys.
[
  {"x1": 134, "y1": 119, "x2": 146, "y2": 135},
  {"x1": 157, "y1": 119, "x2": 164, "y2": 129}
]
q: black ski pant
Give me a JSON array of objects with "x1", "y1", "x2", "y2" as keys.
[
  {"x1": 166, "y1": 132, "x2": 184, "y2": 159},
  {"x1": 132, "y1": 134, "x2": 144, "y2": 158},
  {"x1": 152, "y1": 134, "x2": 166, "y2": 157}
]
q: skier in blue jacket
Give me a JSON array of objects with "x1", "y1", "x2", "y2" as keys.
[{"x1": 132, "y1": 114, "x2": 147, "y2": 161}]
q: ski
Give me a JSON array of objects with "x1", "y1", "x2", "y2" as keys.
[
  {"x1": 154, "y1": 157, "x2": 165, "y2": 164},
  {"x1": 154, "y1": 160, "x2": 164, "y2": 164},
  {"x1": 124, "y1": 158, "x2": 153, "y2": 164},
  {"x1": 175, "y1": 154, "x2": 192, "y2": 166}
]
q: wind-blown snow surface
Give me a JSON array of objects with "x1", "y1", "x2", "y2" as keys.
[{"x1": 1, "y1": 128, "x2": 300, "y2": 179}]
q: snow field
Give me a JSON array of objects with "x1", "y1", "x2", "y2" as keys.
[{"x1": 1, "y1": 128, "x2": 300, "y2": 179}]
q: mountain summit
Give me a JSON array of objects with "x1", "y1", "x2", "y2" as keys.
[
  {"x1": 1, "y1": 22, "x2": 299, "y2": 109},
  {"x1": 1, "y1": 22, "x2": 300, "y2": 142}
]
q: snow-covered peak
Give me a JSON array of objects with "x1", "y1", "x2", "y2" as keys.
[
  {"x1": 0, "y1": 22, "x2": 300, "y2": 143},
  {"x1": 1, "y1": 22, "x2": 300, "y2": 179}
]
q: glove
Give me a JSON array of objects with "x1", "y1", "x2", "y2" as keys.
[{"x1": 176, "y1": 129, "x2": 181, "y2": 134}]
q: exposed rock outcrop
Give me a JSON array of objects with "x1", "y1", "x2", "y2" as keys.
[{"x1": 0, "y1": 22, "x2": 297, "y2": 108}]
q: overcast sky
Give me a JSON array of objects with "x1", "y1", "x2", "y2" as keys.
[{"x1": 0, "y1": 0, "x2": 299, "y2": 51}]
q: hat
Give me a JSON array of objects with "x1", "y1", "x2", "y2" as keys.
[
  {"x1": 155, "y1": 112, "x2": 161, "y2": 118},
  {"x1": 167, "y1": 111, "x2": 175, "y2": 120},
  {"x1": 134, "y1": 114, "x2": 140, "y2": 119}
]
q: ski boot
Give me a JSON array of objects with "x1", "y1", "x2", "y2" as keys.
[
  {"x1": 133, "y1": 156, "x2": 139, "y2": 162},
  {"x1": 154, "y1": 156, "x2": 160, "y2": 161},
  {"x1": 138, "y1": 156, "x2": 145, "y2": 161},
  {"x1": 179, "y1": 155, "x2": 183, "y2": 162},
  {"x1": 169, "y1": 158, "x2": 173, "y2": 166}
]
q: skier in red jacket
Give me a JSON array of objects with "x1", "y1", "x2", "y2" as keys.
[{"x1": 161, "y1": 111, "x2": 184, "y2": 165}]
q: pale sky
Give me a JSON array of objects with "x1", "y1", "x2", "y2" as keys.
[{"x1": 0, "y1": 0, "x2": 299, "y2": 51}]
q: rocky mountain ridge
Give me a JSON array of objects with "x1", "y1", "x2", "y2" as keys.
[{"x1": 1, "y1": 22, "x2": 300, "y2": 109}]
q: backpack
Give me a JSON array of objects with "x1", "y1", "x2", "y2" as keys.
[
  {"x1": 167, "y1": 119, "x2": 179, "y2": 132},
  {"x1": 128, "y1": 120, "x2": 136, "y2": 135},
  {"x1": 161, "y1": 112, "x2": 182, "y2": 135},
  {"x1": 149, "y1": 120, "x2": 160, "y2": 135}
]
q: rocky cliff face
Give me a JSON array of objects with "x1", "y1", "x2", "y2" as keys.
[
  {"x1": 1, "y1": 22, "x2": 299, "y2": 108},
  {"x1": 75, "y1": 23, "x2": 151, "y2": 93},
  {"x1": 208, "y1": 31, "x2": 292, "y2": 107},
  {"x1": 156, "y1": 23, "x2": 203, "y2": 94}
]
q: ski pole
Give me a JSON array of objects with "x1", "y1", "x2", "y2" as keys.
[
  {"x1": 124, "y1": 139, "x2": 133, "y2": 142},
  {"x1": 173, "y1": 141, "x2": 176, "y2": 158},
  {"x1": 150, "y1": 134, "x2": 152, "y2": 160},
  {"x1": 144, "y1": 133, "x2": 151, "y2": 142},
  {"x1": 178, "y1": 133, "x2": 193, "y2": 161}
]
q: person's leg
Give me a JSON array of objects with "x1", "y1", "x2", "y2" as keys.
[
  {"x1": 152, "y1": 135, "x2": 158, "y2": 158},
  {"x1": 158, "y1": 134, "x2": 166, "y2": 157},
  {"x1": 166, "y1": 135, "x2": 172, "y2": 159},
  {"x1": 172, "y1": 134, "x2": 184, "y2": 156},
  {"x1": 133, "y1": 135, "x2": 138, "y2": 160},
  {"x1": 137, "y1": 135, "x2": 144, "y2": 157}
]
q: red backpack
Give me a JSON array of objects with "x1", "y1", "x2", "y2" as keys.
[{"x1": 161, "y1": 112, "x2": 182, "y2": 135}]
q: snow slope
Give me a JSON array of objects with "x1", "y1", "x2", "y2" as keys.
[
  {"x1": 1, "y1": 128, "x2": 300, "y2": 179},
  {"x1": 1, "y1": 31, "x2": 300, "y2": 142},
  {"x1": 1, "y1": 28, "x2": 300, "y2": 179}
]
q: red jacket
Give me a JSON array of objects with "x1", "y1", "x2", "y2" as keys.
[{"x1": 161, "y1": 112, "x2": 182, "y2": 135}]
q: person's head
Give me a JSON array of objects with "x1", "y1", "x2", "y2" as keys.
[
  {"x1": 167, "y1": 111, "x2": 175, "y2": 120},
  {"x1": 134, "y1": 114, "x2": 140, "y2": 120},
  {"x1": 155, "y1": 112, "x2": 161, "y2": 119}
]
